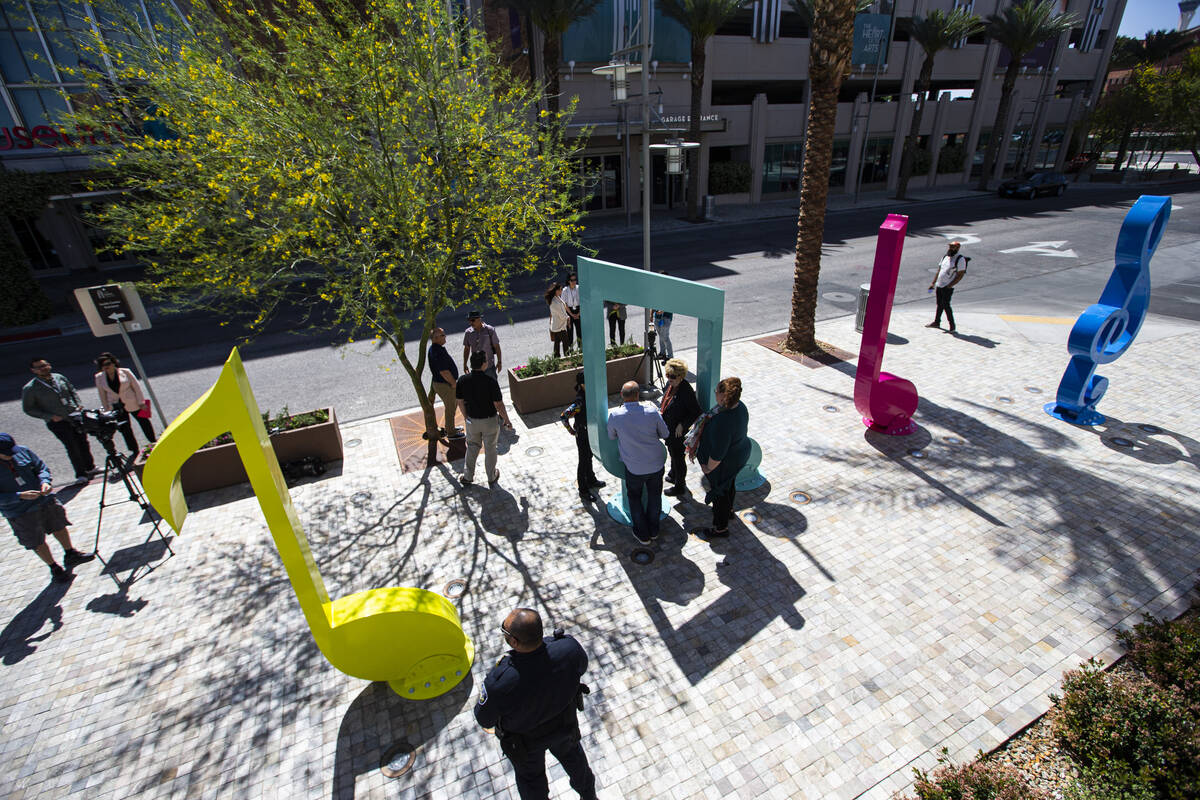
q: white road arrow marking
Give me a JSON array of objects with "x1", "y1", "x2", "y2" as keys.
[
  {"x1": 998, "y1": 241, "x2": 1078, "y2": 258},
  {"x1": 937, "y1": 232, "x2": 982, "y2": 245}
]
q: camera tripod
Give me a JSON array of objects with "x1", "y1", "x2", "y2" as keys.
[
  {"x1": 91, "y1": 434, "x2": 174, "y2": 585},
  {"x1": 642, "y1": 327, "x2": 665, "y2": 392}
]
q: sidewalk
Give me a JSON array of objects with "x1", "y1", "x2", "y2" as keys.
[{"x1": 1, "y1": 300, "x2": 1196, "y2": 799}]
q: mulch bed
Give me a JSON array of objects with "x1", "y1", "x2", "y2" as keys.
[
  {"x1": 751, "y1": 333, "x2": 856, "y2": 369},
  {"x1": 388, "y1": 407, "x2": 465, "y2": 474}
]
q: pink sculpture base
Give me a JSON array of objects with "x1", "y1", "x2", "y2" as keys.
[{"x1": 854, "y1": 216, "x2": 920, "y2": 436}]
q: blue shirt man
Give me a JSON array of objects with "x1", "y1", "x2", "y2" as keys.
[
  {"x1": 0, "y1": 433, "x2": 93, "y2": 582},
  {"x1": 606, "y1": 381, "x2": 668, "y2": 543}
]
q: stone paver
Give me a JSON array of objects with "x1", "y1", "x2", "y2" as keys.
[{"x1": 1, "y1": 304, "x2": 1197, "y2": 800}]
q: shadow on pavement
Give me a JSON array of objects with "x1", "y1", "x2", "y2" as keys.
[
  {"x1": 948, "y1": 330, "x2": 1000, "y2": 348},
  {"x1": 0, "y1": 579, "x2": 70, "y2": 665},
  {"x1": 330, "y1": 677, "x2": 474, "y2": 800}
]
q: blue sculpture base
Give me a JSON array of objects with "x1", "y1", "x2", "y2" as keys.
[
  {"x1": 605, "y1": 482, "x2": 671, "y2": 527},
  {"x1": 1044, "y1": 402, "x2": 1106, "y2": 427},
  {"x1": 734, "y1": 437, "x2": 767, "y2": 491}
]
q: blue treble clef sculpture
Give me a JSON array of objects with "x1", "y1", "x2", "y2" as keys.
[{"x1": 1044, "y1": 194, "x2": 1171, "y2": 426}]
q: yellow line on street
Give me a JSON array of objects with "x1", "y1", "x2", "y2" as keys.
[{"x1": 998, "y1": 314, "x2": 1075, "y2": 325}]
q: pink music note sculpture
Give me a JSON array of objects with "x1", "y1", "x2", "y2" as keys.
[{"x1": 854, "y1": 213, "x2": 919, "y2": 436}]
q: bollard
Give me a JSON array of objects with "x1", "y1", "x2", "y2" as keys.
[{"x1": 855, "y1": 283, "x2": 870, "y2": 332}]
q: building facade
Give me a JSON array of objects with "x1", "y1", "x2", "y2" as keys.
[
  {"x1": 535, "y1": 0, "x2": 1127, "y2": 214},
  {"x1": 1, "y1": 0, "x2": 1127, "y2": 292}
]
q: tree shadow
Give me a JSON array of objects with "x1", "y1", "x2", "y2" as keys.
[
  {"x1": 329, "y1": 677, "x2": 474, "y2": 800},
  {"x1": 0, "y1": 580, "x2": 71, "y2": 666}
]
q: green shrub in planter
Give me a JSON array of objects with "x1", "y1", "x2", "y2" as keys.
[
  {"x1": 937, "y1": 144, "x2": 967, "y2": 174},
  {"x1": 511, "y1": 342, "x2": 643, "y2": 378},
  {"x1": 1063, "y1": 763, "x2": 1158, "y2": 800},
  {"x1": 1051, "y1": 659, "x2": 1200, "y2": 800},
  {"x1": 708, "y1": 161, "x2": 752, "y2": 195},
  {"x1": 899, "y1": 749, "x2": 1046, "y2": 800}
]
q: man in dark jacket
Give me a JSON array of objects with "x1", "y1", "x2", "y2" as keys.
[
  {"x1": 559, "y1": 373, "x2": 605, "y2": 505},
  {"x1": 659, "y1": 359, "x2": 702, "y2": 497},
  {"x1": 0, "y1": 433, "x2": 93, "y2": 582},
  {"x1": 475, "y1": 608, "x2": 597, "y2": 800},
  {"x1": 21, "y1": 357, "x2": 95, "y2": 483}
]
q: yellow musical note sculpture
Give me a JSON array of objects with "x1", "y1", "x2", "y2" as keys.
[{"x1": 142, "y1": 348, "x2": 474, "y2": 699}]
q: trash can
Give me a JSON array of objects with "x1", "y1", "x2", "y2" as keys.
[
  {"x1": 855, "y1": 283, "x2": 870, "y2": 332},
  {"x1": 703, "y1": 195, "x2": 716, "y2": 218}
]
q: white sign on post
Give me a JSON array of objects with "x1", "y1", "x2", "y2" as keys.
[{"x1": 74, "y1": 282, "x2": 153, "y2": 336}]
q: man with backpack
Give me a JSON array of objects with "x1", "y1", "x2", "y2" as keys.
[{"x1": 926, "y1": 241, "x2": 969, "y2": 332}]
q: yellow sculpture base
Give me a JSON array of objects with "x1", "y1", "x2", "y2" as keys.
[{"x1": 388, "y1": 642, "x2": 476, "y2": 699}]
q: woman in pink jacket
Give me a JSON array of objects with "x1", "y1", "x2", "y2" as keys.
[{"x1": 94, "y1": 352, "x2": 156, "y2": 458}]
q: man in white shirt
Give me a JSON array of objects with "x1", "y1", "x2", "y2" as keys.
[{"x1": 926, "y1": 241, "x2": 969, "y2": 332}]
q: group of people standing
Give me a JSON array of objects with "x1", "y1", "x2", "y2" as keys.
[
  {"x1": 5, "y1": 352, "x2": 158, "y2": 584},
  {"x1": 543, "y1": 273, "x2": 675, "y2": 363}
]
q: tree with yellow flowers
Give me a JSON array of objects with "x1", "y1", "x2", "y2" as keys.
[{"x1": 59, "y1": 0, "x2": 585, "y2": 455}]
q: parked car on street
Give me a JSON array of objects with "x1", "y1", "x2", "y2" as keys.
[{"x1": 998, "y1": 171, "x2": 1068, "y2": 199}]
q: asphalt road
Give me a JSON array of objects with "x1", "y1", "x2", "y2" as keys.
[{"x1": 5, "y1": 179, "x2": 1200, "y2": 481}]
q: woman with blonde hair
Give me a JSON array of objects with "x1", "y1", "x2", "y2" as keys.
[
  {"x1": 693, "y1": 376, "x2": 750, "y2": 538},
  {"x1": 94, "y1": 352, "x2": 156, "y2": 458}
]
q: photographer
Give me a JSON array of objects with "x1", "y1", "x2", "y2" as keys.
[
  {"x1": 0, "y1": 433, "x2": 94, "y2": 583},
  {"x1": 21, "y1": 358, "x2": 96, "y2": 484}
]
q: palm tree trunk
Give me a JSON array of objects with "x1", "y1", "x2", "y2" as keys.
[
  {"x1": 544, "y1": 30, "x2": 561, "y2": 113},
  {"x1": 1114, "y1": 125, "x2": 1133, "y2": 173},
  {"x1": 686, "y1": 35, "x2": 705, "y2": 221},
  {"x1": 786, "y1": 77, "x2": 840, "y2": 354},
  {"x1": 977, "y1": 61, "x2": 1020, "y2": 191},
  {"x1": 895, "y1": 56, "x2": 935, "y2": 201}
]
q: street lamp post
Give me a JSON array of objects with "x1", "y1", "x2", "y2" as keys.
[{"x1": 853, "y1": 26, "x2": 887, "y2": 205}]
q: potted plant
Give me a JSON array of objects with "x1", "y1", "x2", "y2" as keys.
[
  {"x1": 508, "y1": 343, "x2": 650, "y2": 414},
  {"x1": 133, "y1": 407, "x2": 343, "y2": 494}
]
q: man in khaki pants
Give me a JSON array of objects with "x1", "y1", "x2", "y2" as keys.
[
  {"x1": 456, "y1": 352, "x2": 513, "y2": 486},
  {"x1": 427, "y1": 328, "x2": 462, "y2": 438}
]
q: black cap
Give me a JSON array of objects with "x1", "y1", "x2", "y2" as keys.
[{"x1": 467, "y1": 310, "x2": 482, "y2": 320}]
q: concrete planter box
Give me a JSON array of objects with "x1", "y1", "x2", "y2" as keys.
[
  {"x1": 508, "y1": 353, "x2": 649, "y2": 415},
  {"x1": 134, "y1": 407, "x2": 343, "y2": 494}
]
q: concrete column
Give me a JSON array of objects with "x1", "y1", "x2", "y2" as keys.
[
  {"x1": 964, "y1": 40, "x2": 1002, "y2": 186},
  {"x1": 926, "y1": 91, "x2": 952, "y2": 189},
  {"x1": 992, "y1": 86, "x2": 1023, "y2": 184},
  {"x1": 748, "y1": 92, "x2": 768, "y2": 203},
  {"x1": 1056, "y1": 91, "x2": 1084, "y2": 171},
  {"x1": 846, "y1": 92, "x2": 869, "y2": 197}
]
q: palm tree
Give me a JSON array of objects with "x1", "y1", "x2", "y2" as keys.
[
  {"x1": 501, "y1": 0, "x2": 602, "y2": 113},
  {"x1": 784, "y1": 0, "x2": 855, "y2": 354},
  {"x1": 894, "y1": 7, "x2": 982, "y2": 200},
  {"x1": 976, "y1": 0, "x2": 1075, "y2": 190},
  {"x1": 660, "y1": 0, "x2": 747, "y2": 221}
]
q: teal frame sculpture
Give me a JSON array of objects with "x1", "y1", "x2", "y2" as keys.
[{"x1": 577, "y1": 257, "x2": 725, "y2": 489}]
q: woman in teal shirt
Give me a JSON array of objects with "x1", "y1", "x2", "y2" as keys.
[{"x1": 695, "y1": 377, "x2": 750, "y2": 538}]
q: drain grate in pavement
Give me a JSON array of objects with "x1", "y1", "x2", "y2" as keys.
[
  {"x1": 525, "y1": 446, "x2": 544, "y2": 457},
  {"x1": 1109, "y1": 437, "x2": 1135, "y2": 448},
  {"x1": 344, "y1": 438, "x2": 362, "y2": 448},
  {"x1": 740, "y1": 510, "x2": 759, "y2": 524},
  {"x1": 823, "y1": 405, "x2": 839, "y2": 413},
  {"x1": 351, "y1": 491, "x2": 372, "y2": 505},
  {"x1": 907, "y1": 449, "x2": 927, "y2": 459},
  {"x1": 443, "y1": 579, "x2": 467, "y2": 599},
  {"x1": 380, "y1": 743, "x2": 415, "y2": 778},
  {"x1": 630, "y1": 548, "x2": 654, "y2": 565},
  {"x1": 997, "y1": 396, "x2": 1013, "y2": 404},
  {"x1": 1138, "y1": 424, "x2": 1162, "y2": 434},
  {"x1": 790, "y1": 491, "x2": 812, "y2": 505},
  {"x1": 1025, "y1": 386, "x2": 1043, "y2": 394},
  {"x1": 944, "y1": 436, "x2": 964, "y2": 445}
]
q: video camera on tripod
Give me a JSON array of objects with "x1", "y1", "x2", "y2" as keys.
[{"x1": 68, "y1": 408, "x2": 123, "y2": 448}]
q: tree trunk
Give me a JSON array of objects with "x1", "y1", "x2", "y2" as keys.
[
  {"x1": 544, "y1": 30, "x2": 561, "y2": 113},
  {"x1": 686, "y1": 35, "x2": 705, "y2": 221},
  {"x1": 391, "y1": 335, "x2": 441, "y2": 464},
  {"x1": 1114, "y1": 125, "x2": 1133, "y2": 173},
  {"x1": 977, "y1": 61, "x2": 1020, "y2": 191},
  {"x1": 895, "y1": 55, "x2": 936, "y2": 201},
  {"x1": 786, "y1": 77, "x2": 841, "y2": 354}
]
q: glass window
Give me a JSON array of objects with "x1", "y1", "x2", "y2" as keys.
[
  {"x1": 9, "y1": 216, "x2": 62, "y2": 271},
  {"x1": 829, "y1": 139, "x2": 850, "y2": 187},
  {"x1": 860, "y1": 136, "x2": 891, "y2": 184},
  {"x1": 11, "y1": 87, "x2": 69, "y2": 129},
  {"x1": 763, "y1": 141, "x2": 802, "y2": 194},
  {"x1": 564, "y1": 0, "x2": 690, "y2": 64},
  {"x1": 577, "y1": 154, "x2": 622, "y2": 211}
]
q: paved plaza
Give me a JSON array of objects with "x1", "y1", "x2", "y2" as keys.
[{"x1": 2, "y1": 286, "x2": 1198, "y2": 799}]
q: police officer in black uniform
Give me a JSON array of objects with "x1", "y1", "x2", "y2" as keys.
[
  {"x1": 560, "y1": 372, "x2": 605, "y2": 506},
  {"x1": 475, "y1": 608, "x2": 598, "y2": 800}
]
